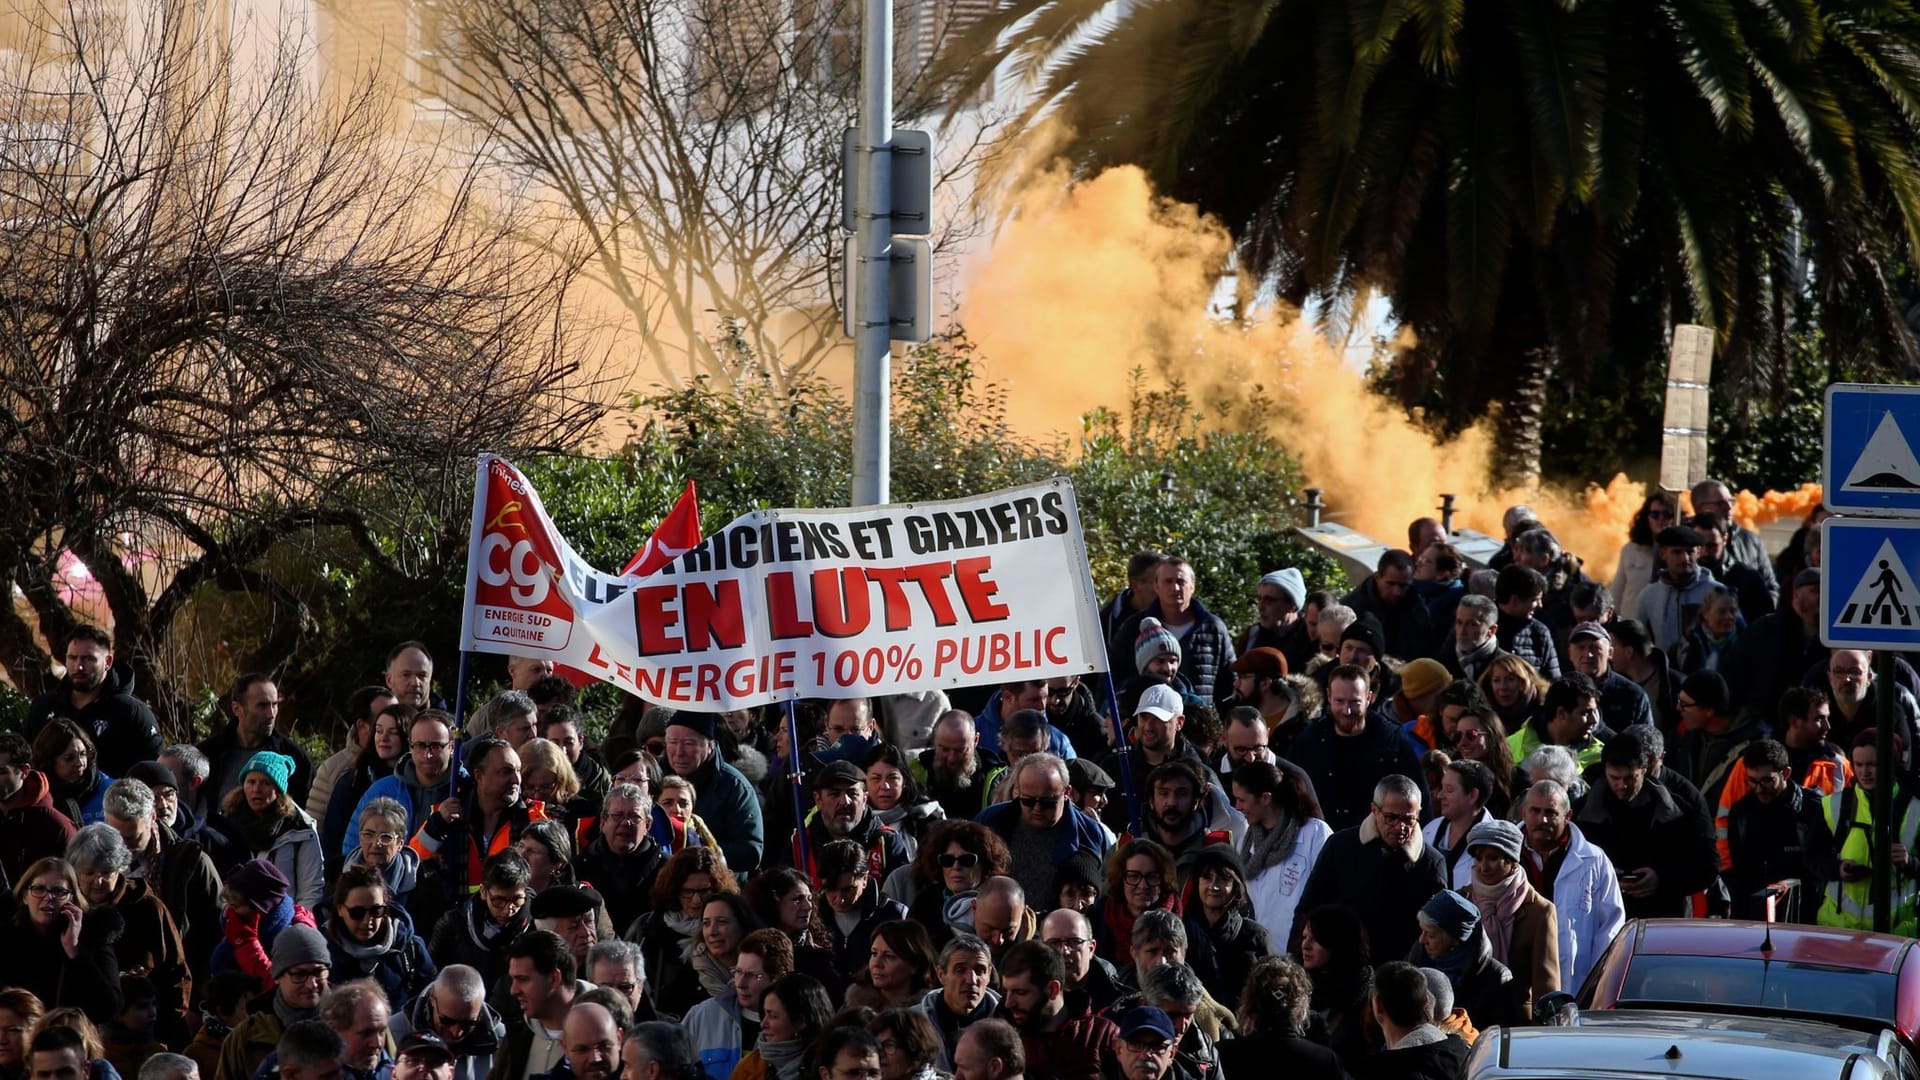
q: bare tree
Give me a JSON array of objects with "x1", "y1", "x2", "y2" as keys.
[
  {"x1": 426, "y1": 0, "x2": 993, "y2": 398},
  {"x1": 0, "y1": 0, "x2": 609, "y2": 724}
]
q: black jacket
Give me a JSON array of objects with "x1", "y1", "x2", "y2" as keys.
[
  {"x1": 25, "y1": 663, "x2": 162, "y2": 778},
  {"x1": 573, "y1": 834, "x2": 668, "y2": 932},
  {"x1": 428, "y1": 896, "x2": 529, "y2": 992},
  {"x1": 1216, "y1": 1032, "x2": 1345, "y2": 1080},
  {"x1": 0, "y1": 895, "x2": 125, "y2": 1019},
  {"x1": 1593, "y1": 669, "x2": 1655, "y2": 733},
  {"x1": 197, "y1": 723, "x2": 317, "y2": 809},
  {"x1": 1721, "y1": 611, "x2": 1827, "y2": 717},
  {"x1": 1726, "y1": 784, "x2": 1839, "y2": 923},
  {"x1": 1573, "y1": 779, "x2": 1718, "y2": 919},
  {"x1": 1183, "y1": 907, "x2": 1272, "y2": 1009},
  {"x1": 1290, "y1": 823, "x2": 1447, "y2": 965},
  {"x1": 1355, "y1": 1033, "x2": 1470, "y2": 1080},
  {"x1": 1287, "y1": 715, "x2": 1430, "y2": 834},
  {"x1": 1407, "y1": 927, "x2": 1517, "y2": 1030},
  {"x1": 1344, "y1": 574, "x2": 1436, "y2": 662}
]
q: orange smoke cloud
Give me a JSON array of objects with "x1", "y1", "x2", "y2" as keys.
[{"x1": 958, "y1": 163, "x2": 1663, "y2": 580}]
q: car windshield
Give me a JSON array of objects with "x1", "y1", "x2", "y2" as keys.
[{"x1": 1619, "y1": 955, "x2": 1898, "y2": 1024}]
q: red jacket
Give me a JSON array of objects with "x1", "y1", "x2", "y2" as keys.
[
  {"x1": 1, "y1": 768, "x2": 77, "y2": 882},
  {"x1": 1003, "y1": 991, "x2": 1117, "y2": 1080}
]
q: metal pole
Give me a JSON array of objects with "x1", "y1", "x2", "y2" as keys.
[
  {"x1": 786, "y1": 699, "x2": 812, "y2": 878},
  {"x1": 850, "y1": 0, "x2": 893, "y2": 506},
  {"x1": 1874, "y1": 649, "x2": 1896, "y2": 931},
  {"x1": 1098, "y1": 671, "x2": 1144, "y2": 840}
]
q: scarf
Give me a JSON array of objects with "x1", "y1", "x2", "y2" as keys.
[
  {"x1": 1422, "y1": 940, "x2": 1470, "y2": 988},
  {"x1": 273, "y1": 994, "x2": 319, "y2": 1028},
  {"x1": 468, "y1": 899, "x2": 528, "y2": 949},
  {"x1": 691, "y1": 943, "x2": 733, "y2": 1001},
  {"x1": 227, "y1": 802, "x2": 285, "y2": 855},
  {"x1": 666, "y1": 911, "x2": 703, "y2": 961},
  {"x1": 198, "y1": 1010, "x2": 232, "y2": 1042},
  {"x1": 1241, "y1": 813, "x2": 1302, "y2": 878},
  {"x1": 50, "y1": 767, "x2": 101, "y2": 824},
  {"x1": 1470, "y1": 871, "x2": 1528, "y2": 965},
  {"x1": 756, "y1": 1039, "x2": 808, "y2": 1080},
  {"x1": 335, "y1": 918, "x2": 397, "y2": 965},
  {"x1": 1100, "y1": 893, "x2": 1176, "y2": 967}
]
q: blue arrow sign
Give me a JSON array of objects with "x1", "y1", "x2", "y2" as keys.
[
  {"x1": 1825, "y1": 384, "x2": 1920, "y2": 516},
  {"x1": 1822, "y1": 518, "x2": 1920, "y2": 649}
]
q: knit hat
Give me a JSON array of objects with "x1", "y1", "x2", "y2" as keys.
[
  {"x1": 1681, "y1": 669, "x2": 1730, "y2": 715},
  {"x1": 225, "y1": 858, "x2": 291, "y2": 913},
  {"x1": 1134, "y1": 618, "x2": 1182, "y2": 672},
  {"x1": 1229, "y1": 647, "x2": 1288, "y2": 679},
  {"x1": 1794, "y1": 567, "x2": 1821, "y2": 591},
  {"x1": 241, "y1": 751, "x2": 295, "y2": 796},
  {"x1": 126, "y1": 760, "x2": 179, "y2": 793},
  {"x1": 1399, "y1": 658, "x2": 1450, "y2": 700},
  {"x1": 1420, "y1": 889, "x2": 1480, "y2": 943},
  {"x1": 1259, "y1": 568, "x2": 1307, "y2": 611},
  {"x1": 1054, "y1": 850, "x2": 1104, "y2": 895},
  {"x1": 269, "y1": 925, "x2": 330, "y2": 979},
  {"x1": 666, "y1": 712, "x2": 716, "y2": 740},
  {"x1": 1464, "y1": 819, "x2": 1524, "y2": 864},
  {"x1": 1340, "y1": 613, "x2": 1386, "y2": 658}
]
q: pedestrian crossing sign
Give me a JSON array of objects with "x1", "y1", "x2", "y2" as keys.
[
  {"x1": 1826, "y1": 384, "x2": 1920, "y2": 515},
  {"x1": 1823, "y1": 518, "x2": 1920, "y2": 648}
]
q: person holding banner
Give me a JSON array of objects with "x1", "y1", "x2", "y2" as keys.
[
  {"x1": 975, "y1": 754, "x2": 1112, "y2": 908},
  {"x1": 771, "y1": 761, "x2": 912, "y2": 886},
  {"x1": 409, "y1": 738, "x2": 548, "y2": 897},
  {"x1": 661, "y1": 716, "x2": 763, "y2": 874}
]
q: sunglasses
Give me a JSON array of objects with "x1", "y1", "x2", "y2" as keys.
[
  {"x1": 344, "y1": 904, "x2": 388, "y2": 920},
  {"x1": 1015, "y1": 794, "x2": 1063, "y2": 809},
  {"x1": 936, "y1": 852, "x2": 981, "y2": 869}
]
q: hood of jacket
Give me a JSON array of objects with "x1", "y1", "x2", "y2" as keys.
[
  {"x1": 392, "y1": 755, "x2": 462, "y2": 797},
  {"x1": 1577, "y1": 776, "x2": 1684, "y2": 828},
  {"x1": 1, "y1": 768, "x2": 57, "y2": 812},
  {"x1": 406, "y1": 994, "x2": 504, "y2": 1056}
]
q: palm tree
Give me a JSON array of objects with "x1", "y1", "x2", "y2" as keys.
[{"x1": 945, "y1": 0, "x2": 1920, "y2": 485}]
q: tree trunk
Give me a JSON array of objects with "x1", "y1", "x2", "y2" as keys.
[{"x1": 1494, "y1": 345, "x2": 1555, "y2": 491}]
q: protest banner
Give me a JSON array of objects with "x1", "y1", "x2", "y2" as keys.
[{"x1": 458, "y1": 455, "x2": 1108, "y2": 709}]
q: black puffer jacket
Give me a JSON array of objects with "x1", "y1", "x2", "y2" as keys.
[{"x1": 25, "y1": 663, "x2": 163, "y2": 778}]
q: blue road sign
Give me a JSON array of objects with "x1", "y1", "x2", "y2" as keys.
[
  {"x1": 1822, "y1": 518, "x2": 1920, "y2": 649},
  {"x1": 1825, "y1": 384, "x2": 1920, "y2": 516}
]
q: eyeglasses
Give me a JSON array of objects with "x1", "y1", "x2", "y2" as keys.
[
  {"x1": 604, "y1": 812, "x2": 644, "y2": 824},
  {"x1": 411, "y1": 741, "x2": 451, "y2": 752},
  {"x1": 735, "y1": 968, "x2": 773, "y2": 983},
  {"x1": 1646, "y1": 509, "x2": 1675, "y2": 520},
  {"x1": 1122, "y1": 1040, "x2": 1173, "y2": 1057},
  {"x1": 1374, "y1": 807, "x2": 1418, "y2": 826},
  {"x1": 284, "y1": 965, "x2": 329, "y2": 983},
  {"x1": 679, "y1": 886, "x2": 715, "y2": 900},
  {"x1": 360, "y1": 830, "x2": 401, "y2": 846},
  {"x1": 1044, "y1": 937, "x2": 1090, "y2": 950},
  {"x1": 435, "y1": 1013, "x2": 480, "y2": 1032},
  {"x1": 1015, "y1": 794, "x2": 1063, "y2": 809},
  {"x1": 27, "y1": 885, "x2": 72, "y2": 901},
  {"x1": 344, "y1": 904, "x2": 388, "y2": 920},
  {"x1": 601, "y1": 981, "x2": 637, "y2": 996},
  {"x1": 58, "y1": 750, "x2": 88, "y2": 764},
  {"x1": 936, "y1": 852, "x2": 980, "y2": 869},
  {"x1": 875, "y1": 1040, "x2": 901, "y2": 1055},
  {"x1": 1045, "y1": 686, "x2": 1076, "y2": 700},
  {"x1": 1122, "y1": 871, "x2": 1159, "y2": 887}
]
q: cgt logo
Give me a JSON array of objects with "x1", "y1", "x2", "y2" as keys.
[{"x1": 476, "y1": 497, "x2": 561, "y2": 608}]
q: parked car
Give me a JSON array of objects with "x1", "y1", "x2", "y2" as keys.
[
  {"x1": 1577, "y1": 918, "x2": 1920, "y2": 1050},
  {"x1": 1466, "y1": 1009, "x2": 1914, "y2": 1080}
]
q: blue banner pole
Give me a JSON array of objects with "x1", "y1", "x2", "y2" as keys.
[
  {"x1": 1098, "y1": 670, "x2": 1142, "y2": 839},
  {"x1": 785, "y1": 698, "x2": 811, "y2": 877}
]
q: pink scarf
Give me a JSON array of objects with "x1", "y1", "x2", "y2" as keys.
[{"x1": 1469, "y1": 872, "x2": 1527, "y2": 965}]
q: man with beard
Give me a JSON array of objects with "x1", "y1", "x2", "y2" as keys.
[
  {"x1": 977, "y1": 754, "x2": 1113, "y2": 904},
  {"x1": 661, "y1": 715, "x2": 763, "y2": 873},
  {"x1": 1342, "y1": 550, "x2": 1434, "y2": 664},
  {"x1": 912, "y1": 712, "x2": 1008, "y2": 821},
  {"x1": 1242, "y1": 569, "x2": 1313, "y2": 675},
  {"x1": 1135, "y1": 761, "x2": 1236, "y2": 860},
  {"x1": 993, "y1": 942, "x2": 1115, "y2": 1080},
  {"x1": 775, "y1": 761, "x2": 910, "y2": 884},
  {"x1": 24, "y1": 625, "x2": 164, "y2": 778},
  {"x1": 1040, "y1": 909, "x2": 1126, "y2": 1014},
  {"x1": 1443, "y1": 596, "x2": 1507, "y2": 683},
  {"x1": 1045, "y1": 677, "x2": 1112, "y2": 764},
  {"x1": 1097, "y1": 686, "x2": 1212, "y2": 834},
  {"x1": 1826, "y1": 649, "x2": 1920, "y2": 772},
  {"x1": 971, "y1": 876, "x2": 1036, "y2": 962},
  {"x1": 352, "y1": 713, "x2": 465, "y2": 852},
  {"x1": 413, "y1": 739, "x2": 547, "y2": 899},
  {"x1": 1632, "y1": 526, "x2": 1722, "y2": 653},
  {"x1": 1099, "y1": 1008, "x2": 1181, "y2": 1080},
  {"x1": 917, "y1": 935, "x2": 1000, "y2": 1071},
  {"x1": 572, "y1": 784, "x2": 667, "y2": 930}
]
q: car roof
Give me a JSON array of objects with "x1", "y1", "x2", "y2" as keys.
[
  {"x1": 1628, "y1": 918, "x2": 1913, "y2": 975},
  {"x1": 1479, "y1": 1011, "x2": 1891, "y2": 1079}
]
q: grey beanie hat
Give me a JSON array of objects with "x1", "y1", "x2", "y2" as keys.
[
  {"x1": 270, "y1": 925, "x2": 331, "y2": 979},
  {"x1": 1258, "y1": 568, "x2": 1307, "y2": 611},
  {"x1": 1464, "y1": 818, "x2": 1524, "y2": 864}
]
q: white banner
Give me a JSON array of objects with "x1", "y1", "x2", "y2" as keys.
[{"x1": 458, "y1": 456, "x2": 1109, "y2": 709}]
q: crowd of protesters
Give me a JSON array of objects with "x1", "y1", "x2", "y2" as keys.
[{"x1": 0, "y1": 479, "x2": 1882, "y2": 1080}]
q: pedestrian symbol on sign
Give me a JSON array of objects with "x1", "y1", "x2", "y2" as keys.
[{"x1": 1837, "y1": 540, "x2": 1920, "y2": 628}]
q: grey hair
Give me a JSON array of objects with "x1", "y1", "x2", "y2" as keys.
[
  {"x1": 1372, "y1": 774, "x2": 1422, "y2": 808},
  {"x1": 1525, "y1": 779, "x2": 1571, "y2": 814},
  {"x1": 471, "y1": 690, "x2": 538, "y2": 737},
  {"x1": 1514, "y1": 528, "x2": 1562, "y2": 560},
  {"x1": 357, "y1": 796, "x2": 408, "y2": 834},
  {"x1": 1637, "y1": 725, "x2": 1666, "y2": 761},
  {"x1": 1319, "y1": 604, "x2": 1357, "y2": 634},
  {"x1": 604, "y1": 781, "x2": 654, "y2": 821},
  {"x1": 588, "y1": 939, "x2": 647, "y2": 983},
  {"x1": 67, "y1": 822, "x2": 131, "y2": 874},
  {"x1": 276, "y1": 1021, "x2": 344, "y2": 1072},
  {"x1": 938, "y1": 933, "x2": 993, "y2": 969},
  {"x1": 1523, "y1": 745, "x2": 1579, "y2": 788},
  {"x1": 1130, "y1": 908, "x2": 1187, "y2": 952},
  {"x1": 522, "y1": 819, "x2": 574, "y2": 865},
  {"x1": 624, "y1": 1022, "x2": 701, "y2": 1080},
  {"x1": 137, "y1": 1053, "x2": 198, "y2": 1080},
  {"x1": 1419, "y1": 968, "x2": 1454, "y2": 1022},
  {"x1": 1009, "y1": 751, "x2": 1069, "y2": 792},
  {"x1": 1457, "y1": 594, "x2": 1498, "y2": 626},
  {"x1": 103, "y1": 778, "x2": 155, "y2": 822},
  {"x1": 1140, "y1": 961, "x2": 1205, "y2": 1009},
  {"x1": 1467, "y1": 570, "x2": 1500, "y2": 599},
  {"x1": 319, "y1": 979, "x2": 387, "y2": 1031},
  {"x1": 431, "y1": 964, "x2": 487, "y2": 1003},
  {"x1": 159, "y1": 744, "x2": 208, "y2": 783}
]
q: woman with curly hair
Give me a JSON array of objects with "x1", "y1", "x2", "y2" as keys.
[
  {"x1": 625, "y1": 847, "x2": 739, "y2": 1014},
  {"x1": 1449, "y1": 705, "x2": 1518, "y2": 819},
  {"x1": 1478, "y1": 654, "x2": 1550, "y2": 736},
  {"x1": 1613, "y1": 489, "x2": 1682, "y2": 620},
  {"x1": 1088, "y1": 839, "x2": 1178, "y2": 968},
  {"x1": 1219, "y1": 956, "x2": 1344, "y2": 1079},
  {"x1": 903, "y1": 822, "x2": 1008, "y2": 946}
]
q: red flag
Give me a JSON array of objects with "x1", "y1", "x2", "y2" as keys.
[{"x1": 623, "y1": 481, "x2": 702, "y2": 576}]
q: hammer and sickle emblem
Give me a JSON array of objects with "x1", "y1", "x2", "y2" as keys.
[{"x1": 486, "y1": 500, "x2": 527, "y2": 536}]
